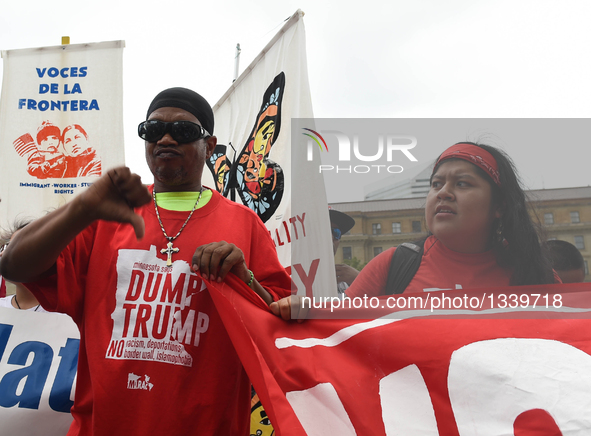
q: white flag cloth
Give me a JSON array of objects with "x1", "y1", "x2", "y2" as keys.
[
  {"x1": 0, "y1": 308, "x2": 79, "y2": 436},
  {"x1": 207, "y1": 11, "x2": 336, "y2": 297},
  {"x1": 0, "y1": 40, "x2": 125, "y2": 227}
]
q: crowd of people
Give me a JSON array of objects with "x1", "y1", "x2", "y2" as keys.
[{"x1": 0, "y1": 86, "x2": 587, "y2": 435}]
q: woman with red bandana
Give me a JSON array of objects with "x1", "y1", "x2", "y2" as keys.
[
  {"x1": 271, "y1": 142, "x2": 557, "y2": 317},
  {"x1": 345, "y1": 142, "x2": 558, "y2": 298}
]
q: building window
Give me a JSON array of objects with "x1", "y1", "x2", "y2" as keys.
[
  {"x1": 373, "y1": 247, "x2": 383, "y2": 257},
  {"x1": 574, "y1": 236, "x2": 585, "y2": 250},
  {"x1": 392, "y1": 222, "x2": 401, "y2": 233},
  {"x1": 342, "y1": 246, "x2": 352, "y2": 260},
  {"x1": 544, "y1": 213, "x2": 554, "y2": 225},
  {"x1": 412, "y1": 220, "x2": 422, "y2": 233},
  {"x1": 571, "y1": 211, "x2": 580, "y2": 223},
  {"x1": 372, "y1": 223, "x2": 381, "y2": 235}
]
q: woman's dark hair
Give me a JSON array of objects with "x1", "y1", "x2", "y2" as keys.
[{"x1": 431, "y1": 142, "x2": 555, "y2": 285}]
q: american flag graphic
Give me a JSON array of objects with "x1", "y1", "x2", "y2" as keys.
[{"x1": 13, "y1": 133, "x2": 37, "y2": 156}]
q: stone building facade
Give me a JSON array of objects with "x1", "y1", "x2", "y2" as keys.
[{"x1": 331, "y1": 186, "x2": 591, "y2": 282}]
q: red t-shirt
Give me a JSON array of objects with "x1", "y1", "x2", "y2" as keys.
[
  {"x1": 347, "y1": 236, "x2": 513, "y2": 298},
  {"x1": 26, "y1": 188, "x2": 291, "y2": 436},
  {"x1": 0, "y1": 276, "x2": 5, "y2": 298}
]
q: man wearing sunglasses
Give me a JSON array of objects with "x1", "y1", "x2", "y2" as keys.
[
  {"x1": 329, "y1": 207, "x2": 360, "y2": 294},
  {"x1": 0, "y1": 87, "x2": 291, "y2": 436}
]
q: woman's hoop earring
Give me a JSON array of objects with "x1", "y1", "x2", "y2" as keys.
[{"x1": 496, "y1": 221, "x2": 508, "y2": 247}]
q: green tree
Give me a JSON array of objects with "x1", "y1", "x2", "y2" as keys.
[{"x1": 343, "y1": 257, "x2": 367, "y2": 271}]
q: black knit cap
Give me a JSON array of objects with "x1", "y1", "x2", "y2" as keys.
[{"x1": 146, "y1": 87, "x2": 214, "y2": 134}]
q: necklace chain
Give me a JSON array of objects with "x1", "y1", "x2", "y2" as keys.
[
  {"x1": 153, "y1": 188, "x2": 204, "y2": 266},
  {"x1": 153, "y1": 188, "x2": 204, "y2": 241},
  {"x1": 13, "y1": 295, "x2": 40, "y2": 311}
]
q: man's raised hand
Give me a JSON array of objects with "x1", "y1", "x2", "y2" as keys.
[{"x1": 80, "y1": 167, "x2": 151, "y2": 239}]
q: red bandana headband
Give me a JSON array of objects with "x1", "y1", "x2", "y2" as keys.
[{"x1": 435, "y1": 143, "x2": 501, "y2": 187}]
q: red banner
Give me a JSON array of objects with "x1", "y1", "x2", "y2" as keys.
[{"x1": 209, "y1": 277, "x2": 591, "y2": 435}]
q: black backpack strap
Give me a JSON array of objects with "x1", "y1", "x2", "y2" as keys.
[{"x1": 385, "y1": 241, "x2": 424, "y2": 295}]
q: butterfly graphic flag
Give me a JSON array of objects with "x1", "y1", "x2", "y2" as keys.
[
  {"x1": 208, "y1": 277, "x2": 591, "y2": 435},
  {"x1": 209, "y1": 10, "x2": 336, "y2": 298},
  {"x1": 0, "y1": 41, "x2": 125, "y2": 227}
]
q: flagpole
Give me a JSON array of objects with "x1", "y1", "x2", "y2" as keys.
[
  {"x1": 233, "y1": 43, "x2": 241, "y2": 82},
  {"x1": 214, "y1": 9, "x2": 304, "y2": 111}
]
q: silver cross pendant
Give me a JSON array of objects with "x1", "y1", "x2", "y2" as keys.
[{"x1": 161, "y1": 241, "x2": 180, "y2": 267}]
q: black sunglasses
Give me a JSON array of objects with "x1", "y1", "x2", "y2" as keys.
[
  {"x1": 138, "y1": 120, "x2": 211, "y2": 143},
  {"x1": 332, "y1": 228, "x2": 342, "y2": 240}
]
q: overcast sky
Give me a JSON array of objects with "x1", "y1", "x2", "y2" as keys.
[{"x1": 2, "y1": 0, "x2": 590, "y2": 202}]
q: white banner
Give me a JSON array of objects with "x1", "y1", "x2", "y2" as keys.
[
  {"x1": 0, "y1": 40, "x2": 125, "y2": 227},
  {"x1": 207, "y1": 11, "x2": 336, "y2": 298},
  {"x1": 0, "y1": 308, "x2": 79, "y2": 436}
]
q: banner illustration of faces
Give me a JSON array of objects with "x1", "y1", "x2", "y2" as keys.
[
  {"x1": 13, "y1": 121, "x2": 102, "y2": 179},
  {"x1": 250, "y1": 392, "x2": 275, "y2": 436},
  {"x1": 206, "y1": 144, "x2": 232, "y2": 196},
  {"x1": 207, "y1": 72, "x2": 285, "y2": 223}
]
